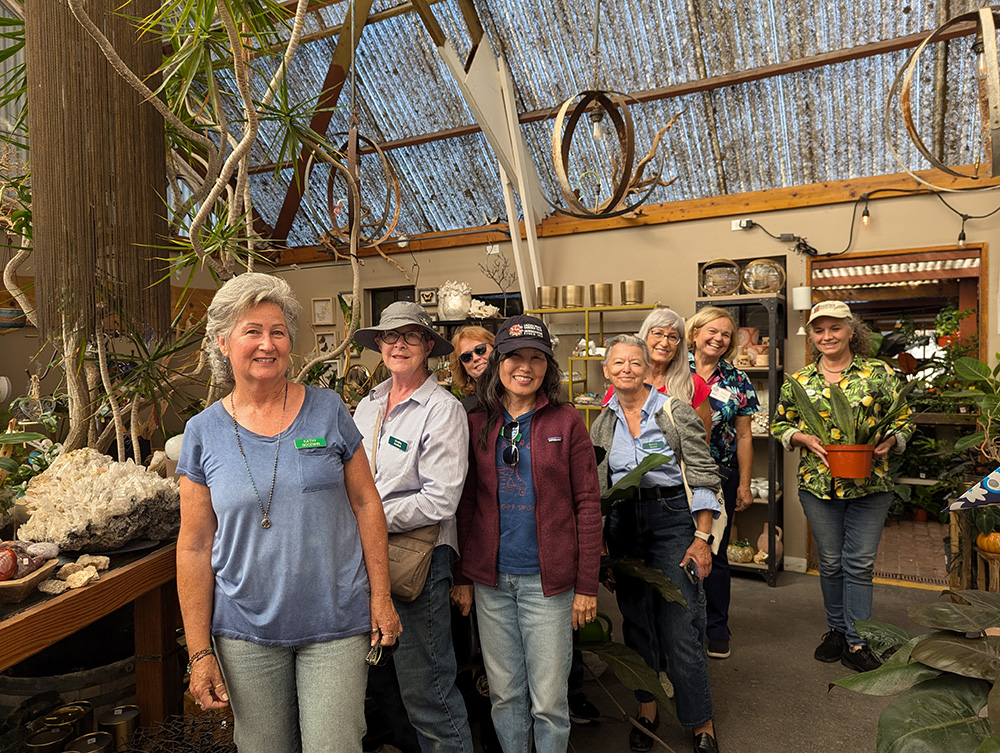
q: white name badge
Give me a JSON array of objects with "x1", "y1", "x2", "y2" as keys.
[{"x1": 710, "y1": 385, "x2": 734, "y2": 404}]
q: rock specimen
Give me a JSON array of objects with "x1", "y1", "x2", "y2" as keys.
[{"x1": 18, "y1": 448, "x2": 180, "y2": 552}]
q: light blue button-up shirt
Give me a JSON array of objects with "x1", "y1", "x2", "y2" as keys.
[{"x1": 607, "y1": 386, "x2": 719, "y2": 514}]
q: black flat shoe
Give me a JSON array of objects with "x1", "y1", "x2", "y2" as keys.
[
  {"x1": 693, "y1": 731, "x2": 720, "y2": 752},
  {"x1": 629, "y1": 715, "x2": 658, "y2": 752}
]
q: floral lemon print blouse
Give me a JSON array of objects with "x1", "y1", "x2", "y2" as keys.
[{"x1": 771, "y1": 356, "x2": 914, "y2": 500}]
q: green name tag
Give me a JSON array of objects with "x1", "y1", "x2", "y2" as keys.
[
  {"x1": 388, "y1": 436, "x2": 408, "y2": 451},
  {"x1": 295, "y1": 438, "x2": 327, "y2": 449},
  {"x1": 642, "y1": 440, "x2": 665, "y2": 450}
]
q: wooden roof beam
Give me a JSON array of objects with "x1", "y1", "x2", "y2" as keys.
[{"x1": 270, "y1": 0, "x2": 374, "y2": 242}]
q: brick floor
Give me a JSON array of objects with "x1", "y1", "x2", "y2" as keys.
[{"x1": 873, "y1": 518, "x2": 950, "y2": 585}]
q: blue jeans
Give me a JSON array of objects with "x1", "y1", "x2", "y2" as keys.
[
  {"x1": 474, "y1": 574, "x2": 574, "y2": 753},
  {"x1": 214, "y1": 633, "x2": 368, "y2": 753},
  {"x1": 798, "y1": 490, "x2": 892, "y2": 647},
  {"x1": 606, "y1": 491, "x2": 714, "y2": 729},
  {"x1": 393, "y1": 545, "x2": 474, "y2": 753},
  {"x1": 704, "y1": 464, "x2": 738, "y2": 641}
]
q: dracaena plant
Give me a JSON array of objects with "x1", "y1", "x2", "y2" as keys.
[{"x1": 783, "y1": 375, "x2": 917, "y2": 446}]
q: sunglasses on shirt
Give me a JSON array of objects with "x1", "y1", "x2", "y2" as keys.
[
  {"x1": 501, "y1": 420, "x2": 521, "y2": 467},
  {"x1": 459, "y1": 342, "x2": 490, "y2": 364}
]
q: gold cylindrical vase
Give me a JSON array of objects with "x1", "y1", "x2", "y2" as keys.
[
  {"x1": 621, "y1": 280, "x2": 644, "y2": 305},
  {"x1": 590, "y1": 283, "x2": 613, "y2": 307},
  {"x1": 98, "y1": 705, "x2": 141, "y2": 752},
  {"x1": 537, "y1": 286, "x2": 559, "y2": 309},
  {"x1": 562, "y1": 285, "x2": 584, "y2": 308}
]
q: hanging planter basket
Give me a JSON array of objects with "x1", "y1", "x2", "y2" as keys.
[{"x1": 825, "y1": 444, "x2": 875, "y2": 479}]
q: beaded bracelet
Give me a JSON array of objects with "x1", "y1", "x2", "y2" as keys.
[{"x1": 186, "y1": 647, "x2": 215, "y2": 674}]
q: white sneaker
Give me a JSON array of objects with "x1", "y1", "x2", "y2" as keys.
[{"x1": 658, "y1": 670, "x2": 674, "y2": 699}]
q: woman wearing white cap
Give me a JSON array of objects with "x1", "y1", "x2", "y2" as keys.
[
  {"x1": 353, "y1": 301, "x2": 474, "y2": 753},
  {"x1": 771, "y1": 300, "x2": 913, "y2": 673}
]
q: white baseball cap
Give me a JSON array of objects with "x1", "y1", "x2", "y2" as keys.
[{"x1": 807, "y1": 300, "x2": 852, "y2": 324}]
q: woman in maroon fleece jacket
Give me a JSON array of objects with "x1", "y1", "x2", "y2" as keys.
[{"x1": 453, "y1": 315, "x2": 602, "y2": 753}]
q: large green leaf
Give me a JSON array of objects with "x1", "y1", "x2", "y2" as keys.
[
  {"x1": 911, "y1": 635, "x2": 1000, "y2": 682},
  {"x1": 608, "y1": 557, "x2": 687, "y2": 608},
  {"x1": 602, "y1": 453, "x2": 672, "y2": 512},
  {"x1": 975, "y1": 734, "x2": 1000, "y2": 753},
  {"x1": 833, "y1": 635, "x2": 941, "y2": 696},
  {"x1": 828, "y1": 383, "x2": 858, "y2": 444},
  {"x1": 858, "y1": 620, "x2": 916, "y2": 657},
  {"x1": 578, "y1": 640, "x2": 676, "y2": 714},
  {"x1": 0, "y1": 432, "x2": 45, "y2": 445},
  {"x1": 945, "y1": 590, "x2": 1000, "y2": 612},
  {"x1": 990, "y1": 681, "x2": 1000, "y2": 740},
  {"x1": 0, "y1": 457, "x2": 17, "y2": 473},
  {"x1": 784, "y1": 375, "x2": 831, "y2": 444},
  {"x1": 877, "y1": 675, "x2": 992, "y2": 753},
  {"x1": 956, "y1": 432, "x2": 988, "y2": 453},
  {"x1": 957, "y1": 357, "x2": 994, "y2": 384},
  {"x1": 909, "y1": 598, "x2": 1000, "y2": 634}
]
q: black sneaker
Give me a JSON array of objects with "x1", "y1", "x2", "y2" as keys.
[
  {"x1": 569, "y1": 695, "x2": 600, "y2": 724},
  {"x1": 706, "y1": 639, "x2": 730, "y2": 659},
  {"x1": 841, "y1": 645, "x2": 883, "y2": 673},
  {"x1": 814, "y1": 630, "x2": 846, "y2": 663}
]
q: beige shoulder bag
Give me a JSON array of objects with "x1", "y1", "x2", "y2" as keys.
[{"x1": 665, "y1": 397, "x2": 727, "y2": 555}]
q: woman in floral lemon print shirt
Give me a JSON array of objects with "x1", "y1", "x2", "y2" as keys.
[{"x1": 771, "y1": 301, "x2": 913, "y2": 674}]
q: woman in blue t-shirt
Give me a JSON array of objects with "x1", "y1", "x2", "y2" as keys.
[
  {"x1": 453, "y1": 315, "x2": 602, "y2": 753},
  {"x1": 176, "y1": 273, "x2": 401, "y2": 753}
]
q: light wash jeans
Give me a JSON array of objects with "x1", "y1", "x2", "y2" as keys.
[
  {"x1": 214, "y1": 633, "x2": 368, "y2": 753},
  {"x1": 474, "y1": 574, "x2": 574, "y2": 753},
  {"x1": 798, "y1": 490, "x2": 893, "y2": 647},
  {"x1": 392, "y1": 545, "x2": 474, "y2": 753},
  {"x1": 606, "y1": 489, "x2": 714, "y2": 728}
]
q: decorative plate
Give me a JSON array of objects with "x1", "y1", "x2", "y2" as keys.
[
  {"x1": 699, "y1": 259, "x2": 741, "y2": 296},
  {"x1": 741, "y1": 258, "x2": 785, "y2": 294}
]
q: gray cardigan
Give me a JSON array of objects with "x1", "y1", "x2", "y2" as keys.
[{"x1": 590, "y1": 395, "x2": 721, "y2": 498}]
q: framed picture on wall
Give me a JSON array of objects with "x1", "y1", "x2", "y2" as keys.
[
  {"x1": 314, "y1": 328, "x2": 338, "y2": 357},
  {"x1": 312, "y1": 297, "x2": 335, "y2": 326},
  {"x1": 417, "y1": 288, "x2": 438, "y2": 307}
]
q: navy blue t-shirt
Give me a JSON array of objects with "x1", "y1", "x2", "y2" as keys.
[{"x1": 496, "y1": 408, "x2": 540, "y2": 574}]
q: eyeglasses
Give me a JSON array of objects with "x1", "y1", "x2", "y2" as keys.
[
  {"x1": 501, "y1": 420, "x2": 521, "y2": 466},
  {"x1": 459, "y1": 342, "x2": 490, "y2": 364},
  {"x1": 380, "y1": 330, "x2": 426, "y2": 346},
  {"x1": 648, "y1": 329, "x2": 682, "y2": 345},
  {"x1": 366, "y1": 631, "x2": 400, "y2": 667}
]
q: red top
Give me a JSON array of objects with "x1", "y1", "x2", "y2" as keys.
[{"x1": 602, "y1": 373, "x2": 710, "y2": 408}]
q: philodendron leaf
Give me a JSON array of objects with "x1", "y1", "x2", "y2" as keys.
[
  {"x1": 945, "y1": 590, "x2": 1000, "y2": 611},
  {"x1": 876, "y1": 675, "x2": 992, "y2": 753},
  {"x1": 602, "y1": 453, "x2": 672, "y2": 513},
  {"x1": 0, "y1": 457, "x2": 16, "y2": 473},
  {"x1": 833, "y1": 635, "x2": 941, "y2": 696},
  {"x1": 990, "y1": 681, "x2": 1000, "y2": 741},
  {"x1": 956, "y1": 432, "x2": 988, "y2": 453},
  {"x1": 578, "y1": 640, "x2": 676, "y2": 714},
  {"x1": 910, "y1": 635, "x2": 1000, "y2": 682},
  {"x1": 909, "y1": 597, "x2": 1000, "y2": 633},
  {"x1": 975, "y1": 734, "x2": 1000, "y2": 753},
  {"x1": 957, "y1": 357, "x2": 994, "y2": 384},
  {"x1": 609, "y1": 557, "x2": 687, "y2": 608},
  {"x1": 857, "y1": 619, "x2": 916, "y2": 658}
]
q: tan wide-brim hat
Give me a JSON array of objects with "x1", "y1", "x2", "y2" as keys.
[
  {"x1": 807, "y1": 300, "x2": 852, "y2": 325},
  {"x1": 353, "y1": 301, "x2": 453, "y2": 357}
]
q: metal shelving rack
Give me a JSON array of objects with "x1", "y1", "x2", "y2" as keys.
[
  {"x1": 695, "y1": 292, "x2": 785, "y2": 587},
  {"x1": 526, "y1": 304, "x2": 654, "y2": 428}
]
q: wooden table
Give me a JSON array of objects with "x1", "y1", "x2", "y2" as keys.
[{"x1": 0, "y1": 542, "x2": 182, "y2": 726}]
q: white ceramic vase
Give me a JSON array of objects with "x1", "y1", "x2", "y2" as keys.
[{"x1": 438, "y1": 292, "x2": 472, "y2": 321}]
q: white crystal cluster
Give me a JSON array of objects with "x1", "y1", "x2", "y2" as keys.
[{"x1": 18, "y1": 448, "x2": 180, "y2": 552}]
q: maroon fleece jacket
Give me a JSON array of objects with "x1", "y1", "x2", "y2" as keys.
[{"x1": 455, "y1": 394, "x2": 602, "y2": 597}]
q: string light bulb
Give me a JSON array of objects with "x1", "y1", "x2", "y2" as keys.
[
  {"x1": 958, "y1": 214, "x2": 969, "y2": 248},
  {"x1": 861, "y1": 207, "x2": 870, "y2": 226},
  {"x1": 973, "y1": 35, "x2": 988, "y2": 80}
]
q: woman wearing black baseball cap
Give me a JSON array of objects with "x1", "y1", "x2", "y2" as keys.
[{"x1": 452, "y1": 315, "x2": 602, "y2": 753}]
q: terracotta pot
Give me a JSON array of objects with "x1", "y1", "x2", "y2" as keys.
[
  {"x1": 912, "y1": 508, "x2": 928, "y2": 522},
  {"x1": 824, "y1": 444, "x2": 874, "y2": 479}
]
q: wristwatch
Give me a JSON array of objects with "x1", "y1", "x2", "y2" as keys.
[{"x1": 694, "y1": 530, "x2": 715, "y2": 546}]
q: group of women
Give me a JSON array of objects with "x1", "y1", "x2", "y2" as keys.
[{"x1": 176, "y1": 272, "x2": 910, "y2": 753}]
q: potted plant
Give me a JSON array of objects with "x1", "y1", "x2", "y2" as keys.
[
  {"x1": 934, "y1": 304, "x2": 974, "y2": 348},
  {"x1": 783, "y1": 376, "x2": 918, "y2": 478}
]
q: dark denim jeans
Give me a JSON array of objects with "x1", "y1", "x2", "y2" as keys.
[
  {"x1": 798, "y1": 490, "x2": 892, "y2": 647},
  {"x1": 704, "y1": 464, "x2": 738, "y2": 641},
  {"x1": 392, "y1": 545, "x2": 474, "y2": 753},
  {"x1": 606, "y1": 490, "x2": 714, "y2": 728}
]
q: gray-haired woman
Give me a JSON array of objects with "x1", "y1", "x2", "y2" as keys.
[{"x1": 176, "y1": 272, "x2": 400, "y2": 753}]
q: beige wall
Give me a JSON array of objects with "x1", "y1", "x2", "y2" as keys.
[{"x1": 3, "y1": 190, "x2": 999, "y2": 560}]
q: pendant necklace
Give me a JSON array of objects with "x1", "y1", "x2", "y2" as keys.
[{"x1": 232, "y1": 382, "x2": 288, "y2": 529}]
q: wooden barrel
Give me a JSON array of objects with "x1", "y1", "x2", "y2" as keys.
[{"x1": 0, "y1": 657, "x2": 137, "y2": 722}]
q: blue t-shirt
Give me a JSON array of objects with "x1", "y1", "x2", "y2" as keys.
[
  {"x1": 177, "y1": 386, "x2": 370, "y2": 646},
  {"x1": 496, "y1": 408, "x2": 540, "y2": 574}
]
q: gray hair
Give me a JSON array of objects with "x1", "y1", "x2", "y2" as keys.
[
  {"x1": 602, "y1": 334, "x2": 650, "y2": 367},
  {"x1": 637, "y1": 307, "x2": 694, "y2": 403},
  {"x1": 205, "y1": 273, "x2": 302, "y2": 389}
]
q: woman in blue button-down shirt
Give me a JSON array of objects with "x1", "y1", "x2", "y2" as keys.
[{"x1": 591, "y1": 335, "x2": 721, "y2": 753}]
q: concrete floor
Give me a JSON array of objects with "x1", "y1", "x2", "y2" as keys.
[{"x1": 566, "y1": 571, "x2": 933, "y2": 753}]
